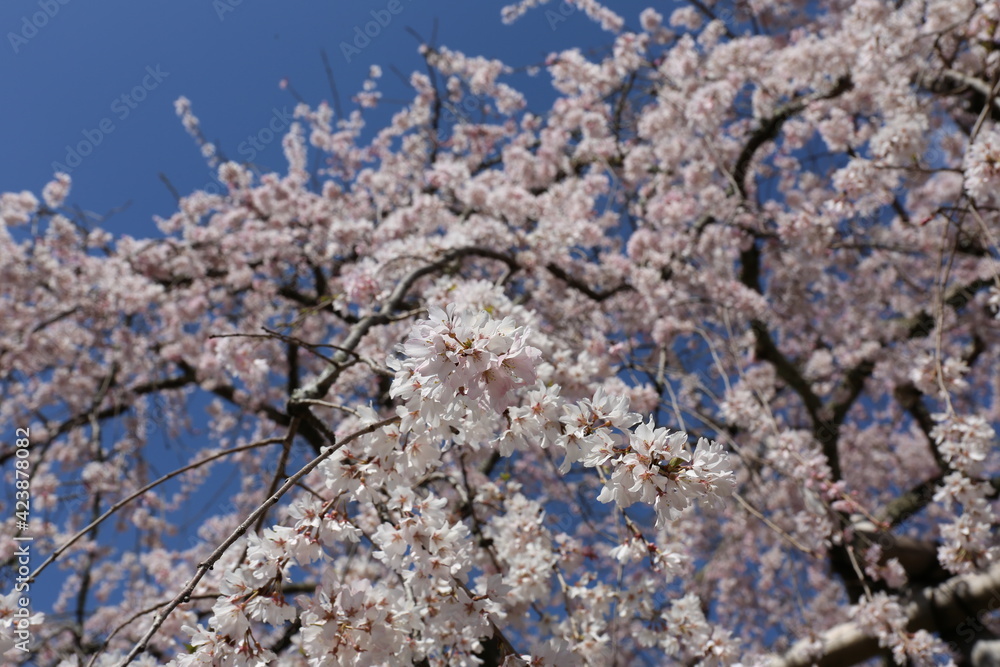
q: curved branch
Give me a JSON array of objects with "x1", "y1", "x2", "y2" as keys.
[
  {"x1": 731, "y1": 76, "x2": 852, "y2": 198},
  {"x1": 545, "y1": 262, "x2": 633, "y2": 302},
  {"x1": 29, "y1": 437, "x2": 284, "y2": 584}
]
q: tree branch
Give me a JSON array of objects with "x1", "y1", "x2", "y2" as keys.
[
  {"x1": 116, "y1": 415, "x2": 399, "y2": 667},
  {"x1": 545, "y1": 262, "x2": 633, "y2": 302},
  {"x1": 771, "y1": 562, "x2": 1000, "y2": 667},
  {"x1": 29, "y1": 437, "x2": 284, "y2": 584}
]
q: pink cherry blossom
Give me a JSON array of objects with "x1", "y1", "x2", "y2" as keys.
[{"x1": 3, "y1": 2, "x2": 1000, "y2": 665}]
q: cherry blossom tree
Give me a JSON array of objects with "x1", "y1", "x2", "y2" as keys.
[{"x1": 2, "y1": 1, "x2": 1000, "y2": 665}]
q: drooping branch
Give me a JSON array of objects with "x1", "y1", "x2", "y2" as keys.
[
  {"x1": 904, "y1": 277, "x2": 997, "y2": 339},
  {"x1": 115, "y1": 415, "x2": 400, "y2": 667},
  {"x1": 29, "y1": 437, "x2": 285, "y2": 584},
  {"x1": 38, "y1": 370, "x2": 196, "y2": 447}
]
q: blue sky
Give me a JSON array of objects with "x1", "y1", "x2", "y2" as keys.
[{"x1": 1, "y1": 0, "x2": 620, "y2": 236}]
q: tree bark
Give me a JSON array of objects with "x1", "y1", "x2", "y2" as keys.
[{"x1": 772, "y1": 562, "x2": 1000, "y2": 666}]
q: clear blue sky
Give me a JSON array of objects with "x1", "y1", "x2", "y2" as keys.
[{"x1": 1, "y1": 0, "x2": 622, "y2": 236}]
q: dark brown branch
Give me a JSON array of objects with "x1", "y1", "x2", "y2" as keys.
[
  {"x1": 13, "y1": 369, "x2": 198, "y2": 461},
  {"x1": 731, "y1": 76, "x2": 852, "y2": 198},
  {"x1": 895, "y1": 382, "x2": 946, "y2": 470},
  {"x1": 905, "y1": 277, "x2": 996, "y2": 339},
  {"x1": 545, "y1": 262, "x2": 633, "y2": 302}
]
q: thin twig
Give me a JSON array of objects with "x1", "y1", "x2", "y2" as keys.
[
  {"x1": 116, "y1": 415, "x2": 399, "y2": 667},
  {"x1": 969, "y1": 71, "x2": 1000, "y2": 143},
  {"x1": 238, "y1": 427, "x2": 299, "y2": 566},
  {"x1": 297, "y1": 399, "x2": 362, "y2": 416},
  {"x1": 254, "y1": 428, "x2": 295, "y2": 535},
  {"x1": 320, "y1": 49, "x2": 344, "y2": 120},
  {"x1": 733, "y1": 492, "x2": 817, "y2": 556},
  {"x1": 845, "y1": 543, "x2": 873, "y2": 600},
  {"x1": 84, "y1": 594, "x2": 220, "y2": 667},
  {"x1": 30, "y1": 437, "x2": 284, "y2": 583}
]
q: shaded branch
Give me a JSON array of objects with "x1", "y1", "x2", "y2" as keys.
[
  {"x1": 545, "y1": 262, "x2": 633, "y2": 302},
  {"x1": 771, "y1": 561, "x2": 1000, "y2": 667},
  {"x1": 731, "y1": 76, "x2": 852, "y2": 198}
]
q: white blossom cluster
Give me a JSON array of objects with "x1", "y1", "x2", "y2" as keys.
[
  {"x1": 964, "y1": 129, "x2": 1000, "y2": 204},
  {"x1": 161, "y1": 308, "x2": 735, "y2": 665},
  {"x1": 553, "y1": 389, "x2": 735, "y2": 526},
  {"x1": 388, "y1": 304, "x2": 541, "y2": 436},
  {"x1": 852, "y1": 592, "x2": 954, "y2": 665},
  {"x1": 930, "y1": 413, "x2": 994, "y2": 477},
  {"x1": 933, "y1": 471, "x2": 998, "y2": 574},
  {"x1": 390, "y1": 307, "x2": 734, "y2": 525}
]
